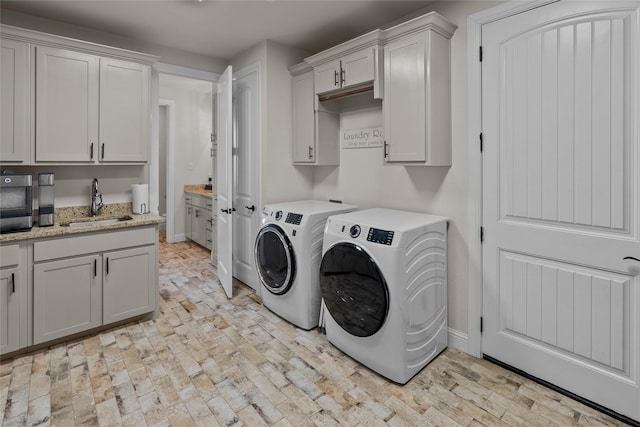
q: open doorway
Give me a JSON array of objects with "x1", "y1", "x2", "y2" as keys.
[{"x1": 158, "y1": 73, "x2": 215, "y2": 244}]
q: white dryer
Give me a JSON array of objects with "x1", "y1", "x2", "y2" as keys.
[
  {"x1": 319, "y1": 208, "x2": 448, "y2": 384},
  {"x1": 254, "y1": 200, "x2": 357, "y2": 330}
]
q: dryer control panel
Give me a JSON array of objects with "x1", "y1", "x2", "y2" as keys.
[{"x1": 367, "y1": 228, "x2": 394, "y2": 245}]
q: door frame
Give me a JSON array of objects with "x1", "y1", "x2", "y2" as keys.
[
  {"x1": 150, "y1": 63, "x2": 220, "y2": 243},
  {"x1": 231, "y1": 62, "x2": 261, "y2": 290},
  {"x1": 466, "y1": 0, "x2": 559, "y2": 358}
]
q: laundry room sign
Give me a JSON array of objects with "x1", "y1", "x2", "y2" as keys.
[{"x1": 341, "y1": 127, "x2": 384, "y2": 149}]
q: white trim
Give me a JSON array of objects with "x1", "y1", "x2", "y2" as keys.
[
  {"x1": 466, "y1": 0, "x2": 560, "y2": 358},
  {"x1": 154, "y1": 62, "x2": 221, "y2": 82},
  {"x1": 448, "y1": 328, "x2": 469, "y2": 354},
  {"x1": 160, "y1": 99, "x2": 176, "y2": 243},
  {"x1": 174, "y1": 233, "x2": 186, "y2": 242}
]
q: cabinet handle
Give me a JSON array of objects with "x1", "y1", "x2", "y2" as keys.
[
  {"x1": 624, "y1": 256, "x2": 640, "y2": 262},
  {"x1": 340, "y1": 68, "x2": 346, "y2": 85},
  {"x1": 334, "y1": 70, "x2": 339, "y2": 86},
  {"x1": 90, "y1": 143, "x2": 94, "y2": 160},
  {"x1": 195, "y1": 209, "x2": 200, "y2": 218},
  {"x1": 245, "y1": 205, "x2": 255, "y2": 212},
  {"x1": 308, "y1": 145, "x2": 313, "y2": 159},
  {"x1": 188, "y1": 207, "x2": 191, "y2": 215},
  {"x1": 94, "y1": 259, "x2": 97, "y2": 277},
  {"x1": 384, "y1": 141, "x2": 389, "y2": 158},
  {"x1": 101, "y1": 143, "x2": 105, "y2": 159},
  {"x1": 105, "y1": 258, "x2": 109, "y2": 275},
  {"x1": 11, "y1": 273, "x2": 15, "y2": 293}
]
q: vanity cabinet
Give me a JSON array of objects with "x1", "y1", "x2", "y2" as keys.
[
  {"x1": 35, "y1": 47, "x2": 150, "y2": 163},
  {"x1": 32, "y1": 227, "x2": 157, "y2": 345},
  {"x1": 0, "y1": 38, "x2": 29, "y2": 163},
  {"x1": 185, "y1": 192, "x2": 215, "y2": 251},
  {"x1": 0, "y1": 244, "x2": 26, "y2": 355},
  {"x1": 383, "y1": 14, "x2": 456, "y2": 166},
  {"x1": 290, "y1": 65, "x2": 340, "y2": 165}
]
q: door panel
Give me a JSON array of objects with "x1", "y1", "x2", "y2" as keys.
[
  {"x1": 232, "y1": 67, "x2": 259, "y2": 289},
  {"x1": 217, "y1": 65, "x2": 233, "y2": 298},
  {"x1": 482, "y1": 1, "x2": 640, "y2": 420}
]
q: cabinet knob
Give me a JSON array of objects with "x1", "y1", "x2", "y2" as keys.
[{"x1": 308, "y1": 145, "x2": 313, "y2": 159}]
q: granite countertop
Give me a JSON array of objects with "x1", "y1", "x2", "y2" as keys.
[
  {"x1": 0, "y1": 203, "x2": 165, "y2": 243},
  {"x1": 184, "y1": 184, "x2": 215, "y2": 197}
]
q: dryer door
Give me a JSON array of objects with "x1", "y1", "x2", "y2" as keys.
[
  {"x1": 320, "y1": 242, "x2": 389, "y2": 337},
  {"x1": 255, "y1": 224, "x2": 296, "y2": 295}
]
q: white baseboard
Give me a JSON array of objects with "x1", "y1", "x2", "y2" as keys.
[{"x1": 448, "y1": 328, "x2": 469, "y2": 355}]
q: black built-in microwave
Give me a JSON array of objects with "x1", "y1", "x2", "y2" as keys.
[{"x1": 0, "y1": 171, "x2": 33, "y2": 233}]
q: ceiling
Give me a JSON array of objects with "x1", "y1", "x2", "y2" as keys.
[{"x1": 0, "y1": 0, "x2": 437, "y2": 60}]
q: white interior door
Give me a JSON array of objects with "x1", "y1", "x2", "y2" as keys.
[
  {"x1": 216, "y1": 66, "x2": 233, "y2": 298},
  {"x1": 482, "y1": 1, "x2": 640, "y2": 421},
  {"x1": 232, "y1": 64, "x2": 260, "y2": 290}
]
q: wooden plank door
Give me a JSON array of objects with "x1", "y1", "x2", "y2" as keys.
[{"x1": 482, "y1": 1, "x2": 640, "y2": 421}]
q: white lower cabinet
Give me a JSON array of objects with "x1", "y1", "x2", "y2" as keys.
[
  {"x1": 33, "y1": 227, "x2": 157, "y2": 345},
  {"x1": 34, "y1": 254, "x2": 102, "y2": 344},
  {"x1": 0, "y1": 244, "x2": 26, "y2": 355}
]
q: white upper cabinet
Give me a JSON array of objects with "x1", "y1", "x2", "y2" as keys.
[
  {"x1": 383, "y1": 13, "x2": 456, "y2": 166},
  {"x1": 99, "y1": 58, "x2": 149, "y2": 162},
  {"x1": 1, "y1": 25, "x2": 157, "y2": 165},
  {"x1": 36, "y1": 47, "x2": 99, "y2": 162},
  {"x1": 1, "y1": 39, "x2": 29, "y2": 163},
  {"x1": 306, "y1": 30, "x2": 384, "y2": 98},
  {"x1": 291, "y1": 64, "x2": 340, "y2": 166},
  {"x1": 314, "y1": 48, "x2": 377, "y2": 96}
]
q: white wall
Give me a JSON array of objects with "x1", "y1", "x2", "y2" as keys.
[
  {"x1": 159, "y1": 74, "x2": 214, "y2": 237},
  {"x1": 8, "y1": 165, "x2": 146, "y2": 209},
  {"x1": 312, "y1": 0, "x2": 503, "y2": 336},
  {"x1": 231, "y1": 41, "x2": 314, "y2": 206}
]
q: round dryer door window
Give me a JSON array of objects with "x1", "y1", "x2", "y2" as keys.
[
  {"x1": 255, "y1": 224, "x2": 296, "y2": 295},
  {"x1": 319, "y1": 243, "x2": 389, "y2": 337}
]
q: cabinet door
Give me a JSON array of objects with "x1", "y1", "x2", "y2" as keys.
[
  {"x1": 193, "y1": 207, "x2": 207, "y2": 246},
  {"x1": 292, "y1": 71, "x2": 315, "y2": 163},
  {"x1": 1, "y1": 39, "x2": 29, "y2": 163},
  {"x1": 103, "y1": 245, "x2": 156, "y2": 324},
  {"x1": 33, "y1": 255, "x2": 102, "y2": 344},
  {"x1": 99, "y1": 58, "x2": 149, "y2": 162},
  {"x1": 35, "y1": 46, "x2": 98, "y2": 162},
  {"x1": 0, "y1": 267, "x2": 20, "y2": 354},
  {"x1": 314, "y1": 60, "x2": 342, "y2": 95},
  {"x1": 384, "y1": 32, "x2": 426, "y2": 162},
  {"x1": 186, "y1": 204, "x2": 193, "y2": 240},
  {"x1": 341, "y1": 48, "x2": 375, "y2": 88}
]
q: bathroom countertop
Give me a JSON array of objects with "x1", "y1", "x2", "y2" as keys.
[
  {"x1": 184, "y1": 184, "x2": 215, "y2": 197},
  {"x1": 0, "y1": 203, "x2": 165, "y2": 243}
]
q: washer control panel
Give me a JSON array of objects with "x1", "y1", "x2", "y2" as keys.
[
  {"x1": 349, "y1": 225, "x2": 361, "y2": 238},
  {"x1": 285, "y1": 213, "x2": 303, "y2": 225},
  {"x1": 367, "y1": 228, "x2": 394, "y2": 245},
  {"x1": 275, "y1": 210, "x2": 283, "y2": 221}
]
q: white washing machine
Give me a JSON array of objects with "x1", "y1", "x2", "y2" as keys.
[
  {"x1": 319, "y1": 208, "x2": 448, "y2": 384},
  {"x1": 254, "y1": 200, "x2": 357, "y2": 330}
]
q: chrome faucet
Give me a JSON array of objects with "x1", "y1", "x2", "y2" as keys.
[{"x1": 91, "y1": 178, "x2": 104, "y2": 216}]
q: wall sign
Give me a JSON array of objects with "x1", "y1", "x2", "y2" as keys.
[{"x1": 341, "y1": 127, "x2": 384, "y2": 149}]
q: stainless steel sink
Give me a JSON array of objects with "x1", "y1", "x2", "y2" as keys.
[{"x1": 61, "y1": 216, "x2": 133, "y2": 228}]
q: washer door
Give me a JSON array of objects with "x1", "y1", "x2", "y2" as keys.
[
  {"x1": 319, "y1": 242, "x2": 389, "y2": 337},
  {"x1": 255, "y1": 224, "x2": 296, "y2": 295}
]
